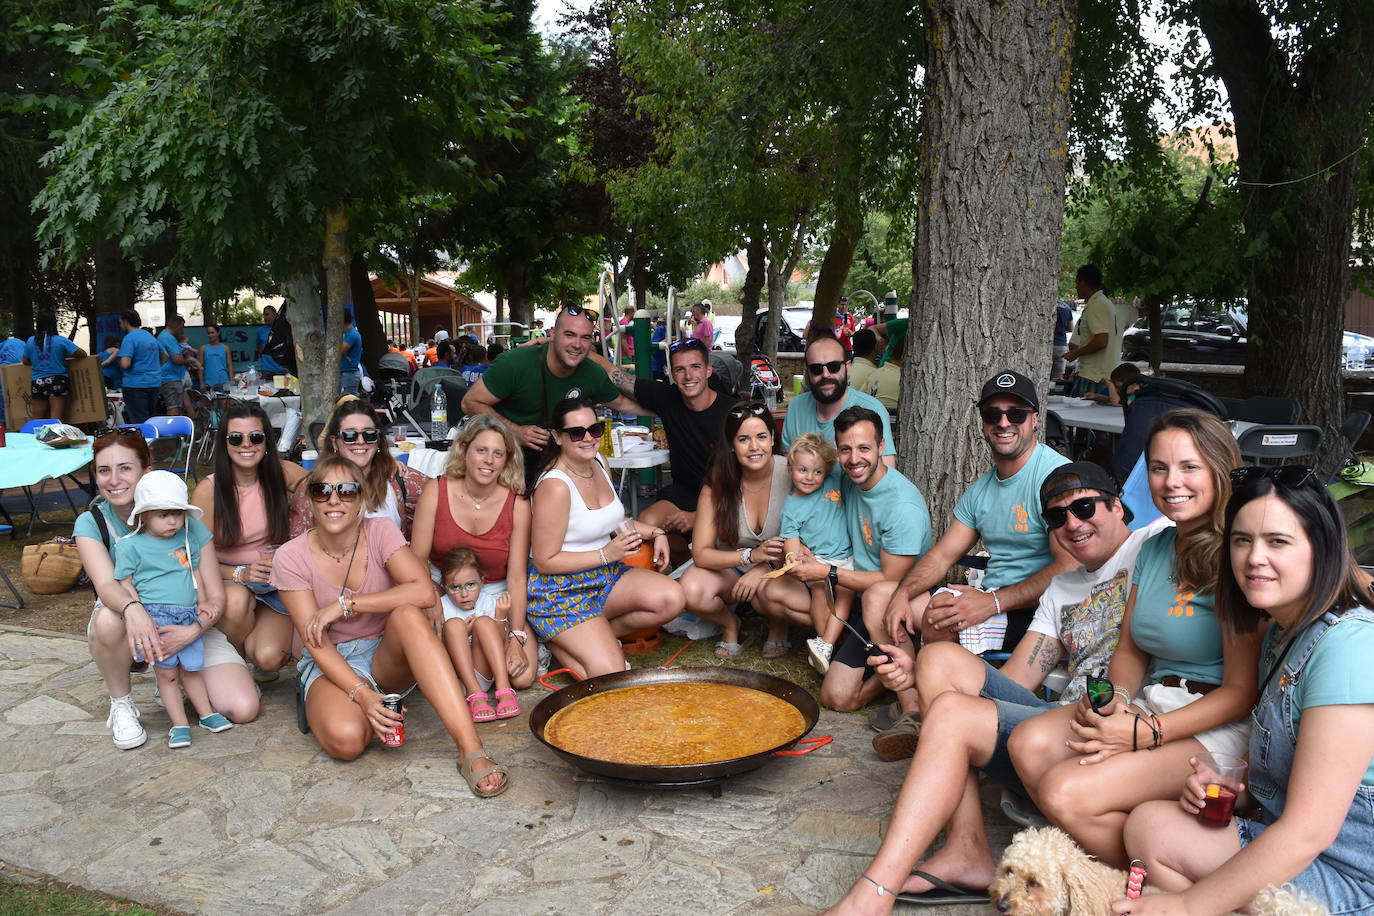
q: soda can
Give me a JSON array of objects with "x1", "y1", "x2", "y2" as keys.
[{"x1": 381, "y1": 693, "x2": 405, "y2": 747}]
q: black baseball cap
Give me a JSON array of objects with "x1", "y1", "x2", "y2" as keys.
[
  {"x1": 1040, "y1": 461, "x2": 1133, "y2": 523},
  {"x1": 976, "y1": 370, "x2": 1039, "y2": 411}
]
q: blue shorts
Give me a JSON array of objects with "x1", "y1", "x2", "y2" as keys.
[
  {"x1": 978, "y1": 662, "x2": 1057, "y2": 798},
  {"x1": 140, "y1": 602, "x2": 205, "y2": 672},
  {"x1": 297, "y1": 636, "x2": 415, "y2": 700},
  {"x1": 527, "y1": 561, "x2": 630, "y2": 641},
  {"x1": 244, "y1": 580, "x2": 288, "y2": 616},
  {"x1": 1236, "y1": 819, "x2": 1374, "y2": 913}
]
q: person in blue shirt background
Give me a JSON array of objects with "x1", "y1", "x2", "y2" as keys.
[
  {"x1": 156, "y1": 314, "x2": 190, "y2": 416},
  {"x1": 339, "y1": 309, "x2": 363, "y2": 395},
  {"x1": 0, "y1": 331, "x2": 25, "y2": 426},
  {"x1": 255, "y1": 305, "x2": 285, "y2": 376},
  {"x1": 199, "y1": 324, "x2": 234, "y2": 394},
  {"x1": 1052, "y1": 299, "x2": 1073, "y2": 379},
  {"x1": 99, "y1": 335, "x2": 123, "y2": 390},
  {"x1": 118, "y1": 311, "x2": 163, "y2": 424},
  {"x1": 24, "y1": 309, "x2": 86, "y2": 423}
]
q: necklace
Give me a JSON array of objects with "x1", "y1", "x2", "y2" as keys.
[
  {"x1": 460, "y1": 484, "x2": 495, "y2": 511},
  {"x1": 561, "y1": 462, "x2": 594, "y2": 479},
  {"x1": 314, "y1": 531, "x2": 351, "y2": 563}
]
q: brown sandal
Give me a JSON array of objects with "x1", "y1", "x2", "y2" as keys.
[{"x1": 459, "y1": 748, "x2": 509, "y2": 798}]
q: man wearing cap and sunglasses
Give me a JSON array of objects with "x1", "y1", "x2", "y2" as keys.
[
  {"x1": 826, "y1": 462, "x2": 1170, "y2": 909},
  {"x1": 781, "y1": 333, "x2": 897, "y2": 466},
  {"x1": 462, "y1": 304, "x2": 647, "y2": 467},
  {"x1": 868, "y1": 369, "x2": 1074, "y2": 759}
]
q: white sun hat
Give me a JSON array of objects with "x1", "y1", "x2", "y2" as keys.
[{"x1": 125, "y1": 470, "x2": 204, "y2": 527}]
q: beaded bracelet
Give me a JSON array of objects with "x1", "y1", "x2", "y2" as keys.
[{"x1": 990, "y1": 588, "x2": 1002, "y2": 615}]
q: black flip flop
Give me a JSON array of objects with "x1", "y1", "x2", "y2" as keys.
[{"x1": 894, "y1": 870, "x2": 990, "y2": 906}]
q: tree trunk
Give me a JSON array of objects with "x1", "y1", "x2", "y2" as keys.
[
  {"x1": 811, "y1": 205, "x2": 863, "y2": 334},
  {"x1": 93, "y1": 239, "x2": 135, "y2": 319},
  {"x1": 350, "y1": 252, "x2": 385, "y2": 371},
  {"x1": 902, "y1": 0, "x2": 1076, "y2": 524},
  {"x1": 162, "y1": 274, "x2": 178, "y2": 321},
  {"x1": 404, "y1": 262, "x2": 422, "y2": 346},
  {"x1": 735, "y1": 234, "x2": 767, "y2": 375},
  {"x1": 495, "y1": 288, "x2": 505, "y2": 325},
  {"x1": 292, "y1": 204, "x2": 348, "y2": 437},
  {"x1": 1192, "y1": 0, "x2": 1374, "y2": 436}
]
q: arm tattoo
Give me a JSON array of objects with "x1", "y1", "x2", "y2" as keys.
[
  {"x1": 610, "y1": 368, "x2": 636, "y2": 399},
  {"x1": 1025, "y1": 635, "x2": 1060, "y2": 674}
]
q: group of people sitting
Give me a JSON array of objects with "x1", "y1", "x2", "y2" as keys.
[{"x1": 70, "y1": 299, "x2": 1373, "y2": 913}]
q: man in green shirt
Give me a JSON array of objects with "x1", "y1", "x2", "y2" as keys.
[{"x1": 461, "y1": 305, "x2": 644, "y2": 453}]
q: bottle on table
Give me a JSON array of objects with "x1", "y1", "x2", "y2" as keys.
[{"x1": 430, "y1": 383, "x2": 448, "y2": 441}]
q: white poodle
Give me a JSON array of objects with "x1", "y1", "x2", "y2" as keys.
[{"x1": 988, "y1": 826, "x2": 1329, "y2": 916}]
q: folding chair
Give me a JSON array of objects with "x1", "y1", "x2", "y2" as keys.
[
  {"x1": 1320, "y1": 410, "x2": 1371, "y2": 484},
  {"x1": 1233, "y1": 396, "x2": 1301, "y2": 425},
  {"x1": 1235, "y1": 424, "x2": 1324, "y2": 468},
  {"x1": 145, "y1": 415, "x2": 197, "y2": 480}
]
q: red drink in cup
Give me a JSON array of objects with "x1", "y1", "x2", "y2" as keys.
[{"x1": 1194, "y1": 752, "x2": 1246, "y2": 827}]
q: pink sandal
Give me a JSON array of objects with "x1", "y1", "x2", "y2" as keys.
[
  {"x1": 466, "y1": 691, "x2": 496, "y2": 721},
  {"x1": 493, "y1": 688, "x2": 521, "y2": 719}
]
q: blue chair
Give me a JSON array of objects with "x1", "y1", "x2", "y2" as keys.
[
  {"x1": 145, "y1": 415, "x2": 196, "y2": 480},
  {"x1": 1121, "y1": 454, "x2": 1165, "y2": 531},
  {"x1": 19, "y1": 418, "x2": 59, "y2": 434},
  {"x1": 0, "y1": 522, "x2": 22, "y2": 607}
]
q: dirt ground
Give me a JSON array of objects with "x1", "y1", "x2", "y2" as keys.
[{"x1": 0, "y1": 504, "x2": 100, "y2": 637}]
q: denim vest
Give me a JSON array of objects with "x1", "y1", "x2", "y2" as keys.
[{"x1": 1249, "y1": 608, "x2": 1374, "y2": 890}]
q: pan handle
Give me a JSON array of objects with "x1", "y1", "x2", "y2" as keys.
[
  {"x1": 539, "y1": 667, "x2": 582, "y2": 690},
  {"x1": 773, "y1": 735, "x2": 833, "y2": 757}
]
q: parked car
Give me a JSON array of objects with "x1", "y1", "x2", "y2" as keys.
[
  {"x1": 713, "y1": 315, "x2": 741, "y2": 351},
  {"x1": 753, "y1": 312, "x2": 808, "y2": 353},
  {"x1": 1122, "y1": 302, "x2": 1374, "y2": 370}
]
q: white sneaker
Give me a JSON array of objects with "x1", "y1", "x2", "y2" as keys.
[
  {"x1": 107, "y1": 694, "x2": 147, "y2": 750},
  {"x1": 537, "y1": 643, "x2": 553, "y2": 677},
  {"x1": 806, "y1": 637, "x2": 833, "y2": 674}
]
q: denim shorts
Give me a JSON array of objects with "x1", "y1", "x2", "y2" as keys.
[
  {"x1": 979, "y1": 662, "x2": 1057, "y2": 798},
  {"x1": 298, "y1": 636, "x2": 415, "y2": 700},
  {"x1": 244, "y1": 580, "x2": 288, "y2": 616},
  {"x1": 1236, "y1": 818, "x2": 1374, "y2": 913}
]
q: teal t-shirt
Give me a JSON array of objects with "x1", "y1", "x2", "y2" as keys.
[
  {"x1": 73, "y1": 500, "x2": 134, "y2": 545},
  {"x1": 781, "y1": 389, "x2": 896, "y2": 456},
  {"x1": 780, "y1": 469, "x2": 851, "y2": 560},
  {"x1": 117, "y1": 329, "x2": 162, "y2": 388},
  {"x1": 25, "y1": 335, "x2": 78, "y2": 380},
  {"x1": 340, "y1": 328, "x2": 362, "y2": 372},
  {"x1": 112, "y1": 518, "x2": 211, "y2": 606},
  {"x1": 952, "y1": 443, "x2": 1069, "y2": 591},
  {"x1": 1130, "y1": 527, "x2": 1224, "y2": 684},
  {"x1": 1262, "y1": 615, "x2": 1374, "y2": 785},
  {"x1": 157, "y1": 330, "x2": 186, "y2": 382},
  {"x1": 843, "y1": 467, "x2": 931, "y2": 572}
]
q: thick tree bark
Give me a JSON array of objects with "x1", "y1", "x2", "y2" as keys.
[
  {"x1": 495, "y1": 288, "x2": 505, "y2": 326},
  {"x1": 811, "y1": 114, "x2": 864, "y2": 332},
  {"x1": 350, "y1": 252, "x2": 385, "y2": 371},
  {"x1": 93, "y1": 239, "x2": 135, "y2": 318},
  {"x1": 291, "y1": 204, "x2": 348, "y2": 438},
  {"x1": 901, "y1": 0, "x2": 1076, "y2": 523},
  {"x1": 1192, "y1": 0, "x2": 1374, "y2": 436},
  {"x1": 735, "y1": 234, "x2": 767, "y2": 374}
]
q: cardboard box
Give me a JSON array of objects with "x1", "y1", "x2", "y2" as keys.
[{"x1": 2, "y1": 356, "x2": 108, "y2": 426}]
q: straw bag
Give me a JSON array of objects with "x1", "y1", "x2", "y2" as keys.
[{"x1": 21, "y1": 537, "x2": 83, "y2": 594}]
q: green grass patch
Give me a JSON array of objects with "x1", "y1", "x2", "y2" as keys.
[{"x1": 0, "y1": 881, "x2": 163, "y2": 915}]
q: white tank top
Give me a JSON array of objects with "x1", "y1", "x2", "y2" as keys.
[{"x1": 537, "y1": 460, "x2": 624, "y2": 553}]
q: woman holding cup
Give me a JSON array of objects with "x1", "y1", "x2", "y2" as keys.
[
  {"x1": 527, "y1": 397, "x2": 684, "y2": 678},
  {"x1": 192, "y1": 401, "x2": 307, "y2": 675},
  {"x1": 1110, "y1": 468, "x2": 1374, "y2": 915}
]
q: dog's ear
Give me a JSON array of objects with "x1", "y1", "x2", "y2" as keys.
[{"x1": 1061, "y1": 855, "x2": 1117, "y2": 916}]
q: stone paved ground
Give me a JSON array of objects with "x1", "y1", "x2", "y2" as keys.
[{"x1": 0, "y1": 625, "x2": 1012, "y2": 914}]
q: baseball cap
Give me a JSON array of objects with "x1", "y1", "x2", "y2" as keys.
[
  {"x1": 976, "y1": 370, "x2": 1039, "y2": 411},
  {"x1": 1040, "y1": 461, "x2": 1133, "y2": 523},
  {"x1": 434, "y1": 329, "x2": 450, "y2": 342},
  {"x1": 126, "y1": 470, "x2": 203, "y2": 526}
]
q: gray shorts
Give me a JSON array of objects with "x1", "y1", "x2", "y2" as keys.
[{"x1": 159, "y1": 379, "x2": 186, "y2": 412}]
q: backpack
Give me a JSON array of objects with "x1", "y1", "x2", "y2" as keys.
[
  {"x1": 264, "y1": 305, "x2": 297, "y2": 375},
  {"x1": 1111, "y1": 376, "x2": 1228, "y2": 482}
]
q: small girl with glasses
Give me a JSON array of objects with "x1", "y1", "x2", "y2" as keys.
[{"x1": 439, "y1": 548, "x2": 518, "y2": 720}]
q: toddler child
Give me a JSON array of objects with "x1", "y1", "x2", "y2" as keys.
[
  {"x1": 439, "y1": 548, "x2": 520, "y2": 721},
  {"x1": 779, "y1": 434, "x2": 854, "y2": 674},
  {"x1": 113, "y1": 470, "x2": 232, "y2": 748}
]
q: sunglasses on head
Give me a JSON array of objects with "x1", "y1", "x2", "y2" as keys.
[
  {"x1": 1042, "y1": 495, "x2": 1112, "y2": 529},
  {"x1": 560, "y1": 304, "x2": 599, "y2": 323},
  {"x1": 307, "y1": 481, "x2": 362, "y2": 502},
  {"x1": 1229, "y1": 465, "x2": 1315, "y2": 489},
  {"x1": 807, "y1": 360, "x2": 845, "y2": 376},
  {"x1": 979, "y1": 406, "x2": 1033, "y2": 425},
  {"x1": 226, "y1": 431, "x2": 267, "y2": 446},
  {"x1": 444, "y1": 579, "x2": 482, "y2": 594},
  {"x1": 336, "y1": 428, "x2": 380, "y2": 444},
  {"x1": 728, "y1": 402, "x2": 770, "y2": 420},
  {"x1": 670, "y1": 338, "x2": 706, "y2": 353},
  {"x1": 559, "y1": 422, "x2": 606, "y2": 442}
]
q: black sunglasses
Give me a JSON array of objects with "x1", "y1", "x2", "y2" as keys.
[
  {"x1": 560, "y1": 304, "x2": 600, "y2": 323},
  {"x1": 1042, "y1": 495, "x2": 1112, "y2": 529},
  {"x1": 979, "y1": 406, "x2": 1033, "y2": 425},
  {"x1": 1229, "y1": 465, "x2": 1315, "y2": 489},
  {"x1": 670, "y1": 338, "x2": 707, "y2": 353},
  {"x1": 728, "y1": 402, "x2": 771, "y2": 420},
  {"x1": 559, "y1": 422, "x2": 606, "y2": 442},
  {"x1": 1085, "y1": 671, "x2": 1115, "y2": 713},
  {"x1": 337, "y1": 428, "x2": 381, "y2": 444},
  {"x1": 226, "y1": 431, "x2": 267, "y2": 446},
  {"x1": 308, "y1": 481, "x2": 362, "y2": 502},
  {"x1": 807, "y1": 360, "x2": 845, "y2": 376}
]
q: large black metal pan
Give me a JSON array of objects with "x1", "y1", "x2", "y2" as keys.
[{"x1": 530, "y1": 665, "x2": 829, "y2": 784}]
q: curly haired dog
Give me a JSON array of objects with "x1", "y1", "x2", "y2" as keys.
[{"x1": 989, "y1": 826, "x2": 1329, "y2": 916}]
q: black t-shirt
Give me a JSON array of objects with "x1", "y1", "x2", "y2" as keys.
[{"x1": 633, "y1": 378, "x2": 738, "y2": 498}]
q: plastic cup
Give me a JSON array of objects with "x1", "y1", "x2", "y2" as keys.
[
  {"x1": 1195, "y1": 752, "x2": 1247, "y2": 826},
  {"x1": 301, "y1": 449, "x2": 318, "y2": 471}
]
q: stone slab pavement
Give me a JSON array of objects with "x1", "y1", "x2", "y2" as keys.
[{"x1": 0, "y1": 625, "x2": 1014, "y2": 914}]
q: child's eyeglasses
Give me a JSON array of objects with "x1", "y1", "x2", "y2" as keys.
[
  {"x1": 444, "y1": 580, "x2": 482, "y2": 594},
  {"x1": 337, "y1": 428, "x2": 381, "y2": 444},
  {"x1": 307, "y1": 481, "x2": 362, "y2": 502},
  {"x1": 226, "y1": 431, "x2": 267, "y2": 446}
]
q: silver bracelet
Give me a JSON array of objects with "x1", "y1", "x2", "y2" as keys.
[
  {"x1": 990, "y1": 588, "x2": 1002, "y2": 615},
  {"x1": 598, "y1": 547, "x2": 608, "y2": 566}
]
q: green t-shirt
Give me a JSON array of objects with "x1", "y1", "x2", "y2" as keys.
[
  {"x1": 480, "y1": 344, "x2": 619, "y2": 427},
  {"x1": 843, "y1": 467, "x2": 931, "y2": 572},
  {"x1": 111, "y1": 518, "x2": 212, "y2": 606},
  {"x1": 879, "y1": 318, "x2": 908, "y2": 366},
  {"x1": 1130, "y1": 527, "x2": 1224, "y2": 685},
  {"x1": 952, "y1": 443, "x2": 1069, "y2": 591},
  {"x1": 780, "y1": 469, "x2": 851, "y2": 560}
]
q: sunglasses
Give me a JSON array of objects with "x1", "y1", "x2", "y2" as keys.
[
  {"x1": 444, "y1": 580, "x2": 482, "y2": 595},
  {"x1": 1085, "y1": 671, "x2": 1115, "y2": 712},
  {"x1": 226, "y1": 431, "x2": 267, "y2": 446},
  {"x1": 1042, "y1": 495, "x2": 1112, "y2": 529},
  {"x1": 1229, "y1": 465, "x2": 1315, "y2": 489},
  {"x1": 307, "y1": 481, "x2": 362, "y2": 502},
  {"x1": 560, "y1": 304, "x2": 600, "y2": 323},
  {"x1": 669, "y1": 338, "x2": 707, "y2": 353},
  {"x1": 559, "y1": 422, "x2": 606, "y2": 442},
  {"x1": 807, "y1": 360, "x2": 845, "y2": 376},
  {"x1": 336, "y1": 428, "x2": 380, "y2": 444},
  {"x1": 979, "y1": 406, "x2": 1033, "y2": 425},
  {"x1": 728, "y1": 402, "x2": 771, "y2": 420}
]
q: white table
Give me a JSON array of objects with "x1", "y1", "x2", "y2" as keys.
[
  {"x1": 1049, "y1": 398, "x2": 1258, "y2": 438},
  {"x1": 609, "y1": 448, "x2": 670, "y2": 515},
  {"x1": 228, "y1": 391, "x2": 301, "y2": 428}
]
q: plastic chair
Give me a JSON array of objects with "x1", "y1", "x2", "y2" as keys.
[
  {"x1": 1044, "y1": 410, "x2": 1070, "y2": 457},
  {"x1": 1321, "y1": 410, "x2": 1371, "y2": 483},
  {"x1": 1120, "y1": 454, "x2": 1165, "y2": 530},
  {"x1": 19, "y1": 418, "x2": 59, "y2": 434},
  {"x1": 1233, "y1": 396, "x2": 1301, "y2": 425},
  {"x1": 407, "y1": 367, "x2": 462, "y2": 415},
  {"x1": 146, "y1": 415, "x2": 197, "y2": 480},
  {"x1": 1235, "y1": 424, "x2": 1324, "y2": 467}
]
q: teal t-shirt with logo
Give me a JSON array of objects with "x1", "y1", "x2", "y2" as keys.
[
  {"x1": 842, "y1": 467, "x2": 931, "y2": 572},
  {"x1": 952, "y1": 443, "x2": 1069, "y2": 591},
  {"x1": 780, "y1": 468, "x2": 851, "y2": 560},
  {"x1": 1130, "y1": 526, "x2": 1224, "y2": 684},
  {"x1": 781, "y1": 388, "x2": 896, "y2": 457},
  {"x1": 157, "y1": 330, "x2": 186, "y2": 382},
  {"x1": 111, "y1": 519, "x2": 211, "y2": 606}
]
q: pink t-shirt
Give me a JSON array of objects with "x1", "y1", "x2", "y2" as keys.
[
  {"x1": 212, "y1": 476, "x2": 271, "y2": 566},
  {"x1": 270, "y1": 517, "x2": 408, "y2": 644}
]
